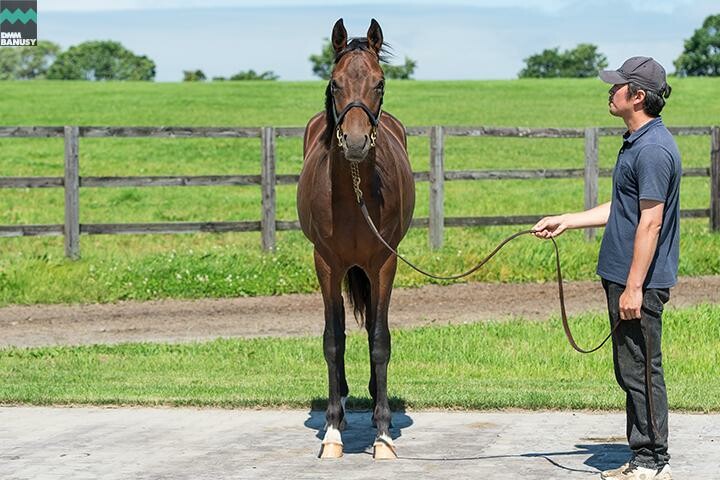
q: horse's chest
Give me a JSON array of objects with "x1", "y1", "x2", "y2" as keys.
[{"x1": 332, "y1": 200, "x2": 379, "y2": 243}]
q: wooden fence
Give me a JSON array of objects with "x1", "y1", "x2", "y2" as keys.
[{"x1": 0, "y1": 125, "x2": 718, "y2": 259}]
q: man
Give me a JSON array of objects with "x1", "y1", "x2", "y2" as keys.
[{"x1": 533, "y1": 57, "x2": 680, "y2": 480}]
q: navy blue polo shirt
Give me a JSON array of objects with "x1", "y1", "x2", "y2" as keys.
[{"x1": 597, "y1": 117, "x2": 682, "y2": 288}]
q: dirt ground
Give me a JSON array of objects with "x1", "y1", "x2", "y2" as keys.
[{"x1": 0, "y1": 276, "x2": 718, "y2": 348}]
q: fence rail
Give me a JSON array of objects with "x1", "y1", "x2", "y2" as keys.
[{"x1": 1, "y1": 125, "x2": 718, "y2": 258}]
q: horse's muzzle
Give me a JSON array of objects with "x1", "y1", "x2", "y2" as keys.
[{"x1": 342, "y1": 133, "x2": 371, "y2": 162}]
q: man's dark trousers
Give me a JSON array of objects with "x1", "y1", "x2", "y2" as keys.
[{"x1": 602, "y1": 278, "x2": 671, "y2": 469}]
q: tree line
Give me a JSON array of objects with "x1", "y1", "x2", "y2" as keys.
[
  {"x1": 519, "y1": 14, "x2": 719, "y2": 78},
  {"x1": 0, "y1": 14, "x2": 717, "y2": 81}
]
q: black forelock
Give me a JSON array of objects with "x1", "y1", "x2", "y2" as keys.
[{"x1": 334, "y1": 38, "x2": 391, "y2": 64}]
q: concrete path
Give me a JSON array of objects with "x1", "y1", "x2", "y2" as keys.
[{"x1": 1, "y1": 407, "x2": 718, "y2": 479}]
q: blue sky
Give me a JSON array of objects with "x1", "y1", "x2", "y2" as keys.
[{"x1": 37, "y1": 0, "x2": 718, "y2": 82}]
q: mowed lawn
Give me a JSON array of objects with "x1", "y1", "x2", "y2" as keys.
[
  {"x1": 1, "y1": 80, "x2": 718, "y2": 412},
  {"x1": 1, "y1": 78, "x2": 719, "y2": 305},
  {"x1": 1, "y1": 304, "x2": 718, "y2": 411}
]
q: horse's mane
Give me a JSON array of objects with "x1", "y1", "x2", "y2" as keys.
[{"x1": 322, "y1": 38, "x2": 390, "y2": 148}]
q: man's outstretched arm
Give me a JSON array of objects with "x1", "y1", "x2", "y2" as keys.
[{"x1": 532, "y1": 201, "x2": 611, "y2": 239}]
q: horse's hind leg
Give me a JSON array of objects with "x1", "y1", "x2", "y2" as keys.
[
  {"x1": 368, "y1": 255, "x2": 398, "y2": 460},
  {"x1": 315, "y1": 251, "x2": 348, "y2": 459}
]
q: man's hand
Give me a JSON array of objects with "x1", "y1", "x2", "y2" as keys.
[
  {"x1": 532, "y1": 215, "x2": 569, "y2": 239},
  {"x1": 619, "y1": 286, "x2": 643, "y2": 320}
]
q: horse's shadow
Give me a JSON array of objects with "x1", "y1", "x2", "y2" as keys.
[
  {"x1": 304, "y1": 397, "x2": 413, "y2": 455},
  {"x1": 304, "y1": 400, "x2": 630, "y2": 474}
]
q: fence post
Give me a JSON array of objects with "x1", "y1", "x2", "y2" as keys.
[
  {"x1": 261, "y1": 126, "x2": 276, "y2": 251},
  {"x1": 584, "y1": 127, "x2": 599, "y2": 241},
  {"x1": 64, "y1": 126, "x2": 80, "y2": 260},
  {"x1": 711, "y1": 126, "x2": 720, "y2": 232},
  {"x1": 429, "y1": 125, "x2": 444, "y2": 250}
]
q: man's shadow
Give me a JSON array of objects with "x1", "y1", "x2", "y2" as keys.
[
  {"x1": 394, "y1": 442, "x2": 631, "y2": 474},
  {"x1": 304, "y1": 396, "x2": 413, "y2": 455},
  {"x1": 579, "y1": 442, "x2": 632, "y2": 471}
]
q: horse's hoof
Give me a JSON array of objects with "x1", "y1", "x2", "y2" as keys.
[
  {"x1": 319, "y1": 442, "x2": 343, "y2": 459},
  {"x1": 372, "y1": 440, "x2": 397, "y2": 460}
]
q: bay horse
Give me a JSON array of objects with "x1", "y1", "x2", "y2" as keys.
[{"x1": 297, "y1": 18, "x2": 415, "y2": 459}]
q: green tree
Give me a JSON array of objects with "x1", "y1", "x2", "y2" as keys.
[
  {"x1": 383, "y1": 56, "x2": 417, "y2": 80},
  {"x1": 519, "y1": 43, "x2": 608, "y2": 78},
  {"x1": 309, "y1": 38, "x2": 417, "y2": 80},
  {"x1": 519, "y1": 47, "x2": 564, "y2": 78},
  {"x1": 183, "y1": 70, "x2": 206, "y2": 81},
  {"x1": 0, "y1": 48, "x2": 20, "y2": 80},
  {"x1": 228, "y1": 69, "x2": 278, "y2": 81},
  {"x1": 309, "y1": 38, "x2": 335, "y2": 80},
  {"x1": 47, "y1": 41, "x2": 155, "y2": 81},
  {"x1": 674, "y1": 14, "x2": 720, "y2": 76},
  {"x1": 0, "y1": 40, "x2": 61, "y2": 80}
]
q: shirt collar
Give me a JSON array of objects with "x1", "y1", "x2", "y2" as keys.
[{"x1": 623, "y1": 116, "x2": 663, "y2": 144}]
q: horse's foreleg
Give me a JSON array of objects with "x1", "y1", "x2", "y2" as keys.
[
  {"x1": 366, "y1": 307, "x2": 377, "y2": 415},
  {"x1": 315, "y1": 251, "x2": 347, "y2": 459},
  {"x1": 369, "y1": 255, "x2": 398, "y2": 460}
]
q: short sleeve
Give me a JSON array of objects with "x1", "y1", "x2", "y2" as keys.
[{"x1": 635, "y1": 144, "x2": 674, "y2": 203}]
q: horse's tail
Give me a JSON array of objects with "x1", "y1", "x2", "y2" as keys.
[{"x1": 345, "y1": 266, "x2": 371, "y2": 326}]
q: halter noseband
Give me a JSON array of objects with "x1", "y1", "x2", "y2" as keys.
[{"x1": 332, "y1": 97, "x2": 382, "y2": 149}]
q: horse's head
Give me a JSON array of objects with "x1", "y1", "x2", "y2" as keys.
[{"x1": 326, "y1": 18, "x2": 385, "y2": 163}]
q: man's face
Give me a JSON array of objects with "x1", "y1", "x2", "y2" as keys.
[{"x1": 608, "y1": 83, "x2": 630, "y2": 117}]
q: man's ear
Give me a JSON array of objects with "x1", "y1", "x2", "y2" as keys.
[{"x1": 633, "y1": 89, "x2": 646, "y2": 108}]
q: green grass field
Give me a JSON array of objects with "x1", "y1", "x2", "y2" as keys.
[
  {"x1": 1, "y1": 78, "x2": 719, "y2": 306},
  {"x1": 1, "y1": 304, "x2": 717, "y2": 411}
]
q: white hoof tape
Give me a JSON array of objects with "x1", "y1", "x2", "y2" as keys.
[{"x1": 319, "y1": 442, "x2": 343, "y2": 458}]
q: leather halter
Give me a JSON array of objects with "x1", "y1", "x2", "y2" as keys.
[{"x1": 331, "y1": 96, "x2": 382, "y2": 149}]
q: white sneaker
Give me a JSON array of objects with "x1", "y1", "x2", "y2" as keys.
[{"x1": 600, "y1": 463, "x2": 672, "y2": 480}]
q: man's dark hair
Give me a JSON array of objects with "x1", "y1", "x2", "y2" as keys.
[{"x1": 626, "y1": 83, "x2": 666, "y2": 117}]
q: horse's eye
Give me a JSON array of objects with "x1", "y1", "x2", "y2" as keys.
[
  {"x1": 331, "y1": 80, "x2": 341, "y2": 92},
  {"x1": 375, "y1": 81, "x2": 385, "y2": 93}
]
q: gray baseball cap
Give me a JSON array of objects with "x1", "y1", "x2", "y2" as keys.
[{"x1": 599, "y1": 56, "x2": 671, "y2": 98}]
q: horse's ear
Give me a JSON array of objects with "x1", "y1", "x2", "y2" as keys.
[
  {"x1": 331, "y1": 18, "x2": 347, "y2": 54},
  {"x1": 366, "y1": 19, "x2": 383, "y2": 54}
]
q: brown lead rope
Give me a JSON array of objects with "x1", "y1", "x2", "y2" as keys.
[
  {"x1": 351, "y1": 165, "x2": 656, "y2": 438},
  {"x1": 357, "y1": 199, "x2": 620, "y2": 353},
  {"x1": 359, "y1": 198, "x2": 661, "y2": 436}
]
